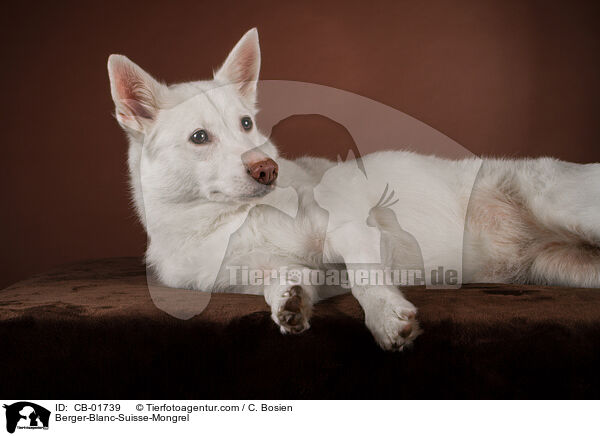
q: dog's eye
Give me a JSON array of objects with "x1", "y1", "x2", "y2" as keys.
[
  {"x1": 241, "y1": 116, "x2": 253, "y2": 131},
  {"x1": 190, "y1": 129, "x2": 209, "y2": 144}
]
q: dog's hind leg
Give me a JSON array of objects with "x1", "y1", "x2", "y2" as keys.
[
  {"x1": 529, "y1": 240, "x2": 600, "y2": 288},
  {"x1": 526, "y1": 162, "x2": 600, "y2": 288}
]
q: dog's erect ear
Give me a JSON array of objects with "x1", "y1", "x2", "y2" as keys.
[
  {"x1": 214, "y1": 28, "x2": 261, "y2": 106},
  {"x1": 107, "y1": 55, "x2": 165, "y2": 133}
]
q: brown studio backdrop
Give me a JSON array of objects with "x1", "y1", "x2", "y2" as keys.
[{"x1": 1, "y1": 0, "x2": 599, "y2": 288}]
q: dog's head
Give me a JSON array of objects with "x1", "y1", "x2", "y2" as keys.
[{"x1": 108, "y1": 28, "x2": 279, "y2": 205}]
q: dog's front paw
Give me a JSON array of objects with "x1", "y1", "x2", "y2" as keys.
[
  {"x1": 271, "y1": 285, "x2": 313, "y2": 335},
  {"x1": 364, "y1": 292, "x2": 422, "y2": 351}
]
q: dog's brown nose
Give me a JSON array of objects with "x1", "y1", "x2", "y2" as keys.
[{"x1": 246, "y1": 158, "x2": 278, "y2": 185}]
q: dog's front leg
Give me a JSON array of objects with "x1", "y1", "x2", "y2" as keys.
[
  {"x1": 264, "y1": 266, "x2": 319, "y2": 334},
  {"x1": 349, "y1": 281, "x2": 421, "y2": 351},
  {"x1": 325, "y1": 224, "x2": 422, "y2": 350}
]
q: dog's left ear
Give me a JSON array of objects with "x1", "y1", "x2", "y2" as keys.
[{"x1": 214, "y1": 28, "x2": 261, "y2": 106}]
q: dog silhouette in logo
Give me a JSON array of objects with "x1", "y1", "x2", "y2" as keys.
[
  {"x1": 366, "y1": 183, "x2": 425, "y2": 284},
  {"x1": 3, "y1": 402, "x2": 50, "y2": 434}
]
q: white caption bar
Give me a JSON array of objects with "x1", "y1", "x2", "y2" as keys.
[{"x1": 1, "y1": 400, "x2": 598, "y2": 436}]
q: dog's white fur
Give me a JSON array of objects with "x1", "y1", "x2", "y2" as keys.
[{"x1": 108, "y1": 28, "x2": 600, "y2": 350}]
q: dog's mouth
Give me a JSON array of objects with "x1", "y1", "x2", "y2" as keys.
[
  {"x1": 209, "y1": 184, "x2": 275, "y2": 202},
  {"x1": 239, "y1": 184, "x2": 276, "y2": 199}
]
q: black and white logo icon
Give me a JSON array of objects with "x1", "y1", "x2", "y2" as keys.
[{"x1": 3, "y1": 402, "x2": 50, "y2": 434}]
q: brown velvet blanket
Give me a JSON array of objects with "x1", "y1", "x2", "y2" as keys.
[{"x1": 1, "y1": 258, "x2": 599, "y2": 399}]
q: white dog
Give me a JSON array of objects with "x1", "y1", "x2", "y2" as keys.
[{"x1": 108, "y1": 28, "x2": 600, "y2": 350}]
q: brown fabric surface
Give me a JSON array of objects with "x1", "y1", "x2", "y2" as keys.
[{"x1": 1, "y1": 258, "x2": 599, "y2": 399}]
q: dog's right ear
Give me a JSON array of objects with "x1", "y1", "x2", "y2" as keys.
[{"x1": 107, "y1": 55, "x2": 166, "y2": 133}]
